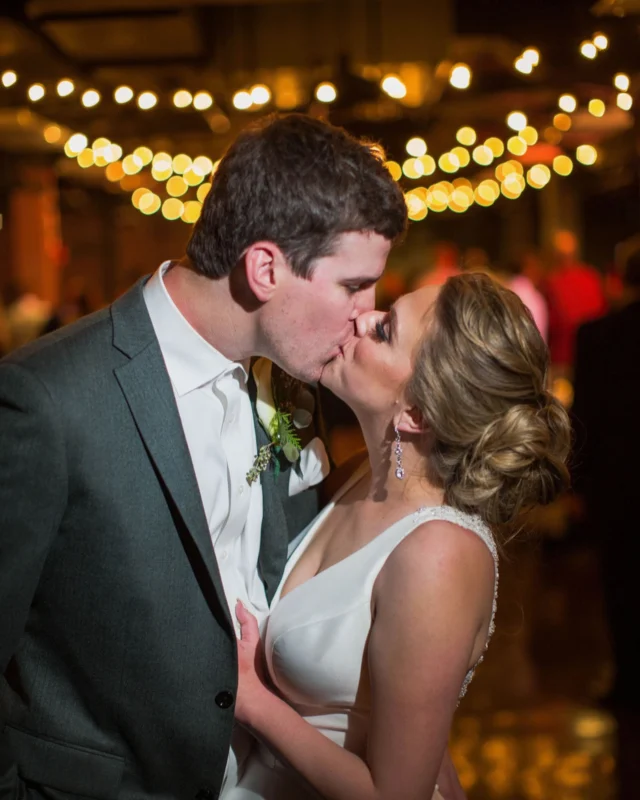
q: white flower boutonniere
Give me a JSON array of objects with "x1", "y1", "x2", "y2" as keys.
[{"x1": 247, "y1": 358, "x2": 318, "y2": 485}]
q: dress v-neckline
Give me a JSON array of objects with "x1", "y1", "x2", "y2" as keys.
[
  {"x1": 275, "y1": 462, "x2": 447, "y2": 606},
  {"x1": 276, "y1": 461, "x2": 369, "y2": 604}
]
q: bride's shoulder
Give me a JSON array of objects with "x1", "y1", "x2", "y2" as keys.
[{"x1": 375, "y1": 515, "x2": 495, "y2": 606}]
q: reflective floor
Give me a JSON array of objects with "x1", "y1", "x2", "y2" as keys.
[{"x1": 452, "y1": 512, "x2": 639, "y2": 800}]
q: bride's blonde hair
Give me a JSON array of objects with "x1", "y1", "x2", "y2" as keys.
[{"x1": 408, "y1": 272, "x2": 571, "y2": 530}]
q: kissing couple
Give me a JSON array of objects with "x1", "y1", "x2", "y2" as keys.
[{"x1": 0, "y1": 114, "x2": 570, "y2": 800}]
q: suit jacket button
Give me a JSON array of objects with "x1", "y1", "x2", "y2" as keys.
[
  {"x1": 195, "y1": 789, "x2": 216, "y2": 800},
  {"x1": 215, "y1": 690, "x2": 234, "y2": 709}
]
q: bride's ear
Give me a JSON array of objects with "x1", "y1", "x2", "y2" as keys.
[{"x1": 395, "y1": 405, "x2": 427, "y2": 436}]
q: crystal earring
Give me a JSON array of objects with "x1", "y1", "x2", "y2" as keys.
[{"x1": 394, "y1": 425, "x2": 405, "y2": 480}]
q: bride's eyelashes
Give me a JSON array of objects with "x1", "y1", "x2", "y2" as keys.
[{"x1": 373, "y1": 319, "x2": 390, "y2": 343}]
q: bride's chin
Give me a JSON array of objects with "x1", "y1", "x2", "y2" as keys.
[{"x1": 319, "y1": 360, "x2": 344, "y2": 393}]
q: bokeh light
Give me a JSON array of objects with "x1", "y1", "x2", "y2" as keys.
[
  {"x1": 162, "y1": 198, "x2": 184, "y2": 221},
  {"x1": 485, "y1": 138, "x2": 505, "y2": 157},
  {"x1": 114, "y1": 86, "x2": 134, "y2": 104},
  {"x1": 250, "y1": 84, "x2": 271, "y2": 105},
  {"x1": 553, "y1": 113, "x2": 572, "y2": 131},
  {"x1": 406, "y1": 137, "x2": 427, "y2": 157},
  {"x1": 137, "y1": 91, "x2": 157, "y2": 110},
  {"x1": 558, "y1": 94, "x2": 577, "y2": 113},
  {"x1": 507, "y1": 111, "x2": 527, "y2": 131},
  {"x1": 1, "y1": 70, "x2": 17, "y2": 87},
  {"x1": 173, "y1": 90, "x2": 193, "y2": 108},
  {"x1": 576, "y1": 145, "x2": 598, "y2": 165},
  {"x1": 233, "y1": 90, "x2": 252, "y2": 110},
  {"x1": 614, "y1": 73, "x2": 630, "y2": 92},
  {"x1": 193, "y1": 91, "x2": 213, "y2": 110},
  {"x1": 553, "y1": 155, "x2": 574, "y2": 175},
  {"x1": 182, "y1": 201, "x2": 203, "y2": 224},
  {"x1": 580, "y1": 41, "x2": 597, "y2": 59},
  {"x1": 81, "y1": 89, "x2": 101, "y2": 107},
  {"x1": 381, "y1": 74, "x2": 407, "y2": 99},
  {"x1": 315, "y1": 82, "x2": 337, "y2": 103},
  {"x1": 617, "y1": 93, "x2": 633, "y2": 111},
  {"x1": 56, "y1": 79, "x2": 74, "y2": 97},
  {"x1": 449, "y1": 64, "x2": 472, "y2": 89},
  {"x1": 28, "y1": 83, "x2": 45, "y2": 101},
  {"x1": 384, "y1": 161, "x2": 402, "y2": 181},
  {"x1": 593, "y1": 33, "x2": 608, "y2": 50},
  {"x1": 456, "y1": 127, "x2": 476, "y2": 146}
]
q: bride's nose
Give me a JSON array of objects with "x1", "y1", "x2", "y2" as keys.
[{"x1": 355, "y1": 310, "x2": 385, "y2": 338}]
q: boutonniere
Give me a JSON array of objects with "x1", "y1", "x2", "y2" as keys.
[{"x1": 247, "y1": 358, "x2": 316, "y2": 485}]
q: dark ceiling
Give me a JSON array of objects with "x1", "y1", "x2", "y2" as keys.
[{"x1": 0, "y1": 0, "x2": 638, "y2": 172}]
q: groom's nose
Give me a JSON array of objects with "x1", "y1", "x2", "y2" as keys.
[
  {"x1": 355, "y1": 310, "x2": 385, "y2": 338},
  {"x1": 348, "y1": 285, "x2": 376, "y2": 320}
]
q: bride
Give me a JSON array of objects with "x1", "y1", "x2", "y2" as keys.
[{"x1": 224, "y1": 273, "x2": 570, "y2": 800}]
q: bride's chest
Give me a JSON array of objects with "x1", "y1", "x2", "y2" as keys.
[
  {"x1": 279, "y1": 505, "x2": 400, "y2": 600},
  {"x1": 265, "y1": 552, "x2": 379, "y2": 707}
]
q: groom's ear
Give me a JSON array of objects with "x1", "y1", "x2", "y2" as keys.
[
  {"x1": 244, "y1": 241, "x2": 284, "y2": 303},
  {"x1": 396, "y1": 405, "x2": 428, "y2": 435}
]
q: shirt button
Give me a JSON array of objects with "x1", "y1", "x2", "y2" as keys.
[
  {"x1": 238, "y1": 485, "x2": 245, "y2": 496},
  {"x1": 219, "y1": 549, "x2": 228, "y2": 561}
]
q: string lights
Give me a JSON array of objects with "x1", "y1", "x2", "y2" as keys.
[{"x1": 0, "y1": 26, "x2": 626, "y2": 226}]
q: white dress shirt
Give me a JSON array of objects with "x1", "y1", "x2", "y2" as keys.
[{"x1": 143, "y1": 261, "x2": 268, "y2": 789}]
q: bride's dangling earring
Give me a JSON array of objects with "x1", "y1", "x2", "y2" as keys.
[{"x1": 394, "y1": 425, "x2": 405, "y2": 480}]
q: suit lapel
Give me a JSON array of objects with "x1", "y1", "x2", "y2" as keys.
[
  {"x1": 111, "y1": 281, "x2": 233, "y2": 632},
  {"x1": 248, "y1": 369, "x2": 290, "y2": 604}
]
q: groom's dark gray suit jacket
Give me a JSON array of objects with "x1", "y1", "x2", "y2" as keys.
[{"x1": 0, "y1": 279, "x2": 319, "y2": 799}]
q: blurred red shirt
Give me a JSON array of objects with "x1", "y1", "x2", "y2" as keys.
[{"x1": 546, "y1": 261, "x2": 607, "y2": 367}]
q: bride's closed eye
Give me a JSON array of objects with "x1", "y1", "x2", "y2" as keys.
[{"x1": 373, "y1": 319, "x2": 391, "y2": 343}]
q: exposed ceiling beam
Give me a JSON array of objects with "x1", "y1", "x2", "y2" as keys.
[
  {"x1": 30, "y1": 7, "x2": 185, "y2": 23},
  {"x1": 5, "y1": 7, "x2": 88, "y2": 76}
]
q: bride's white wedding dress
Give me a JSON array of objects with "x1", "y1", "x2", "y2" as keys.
[{"x1": 224, "y1": 464, "x2": 498, "y2": 800}]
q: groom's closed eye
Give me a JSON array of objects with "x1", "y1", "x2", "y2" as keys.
[{"x1": 342, "y1": 279, "x2": 378, "y2": 294}]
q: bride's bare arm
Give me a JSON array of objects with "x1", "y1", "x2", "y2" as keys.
[
  {"x1": 234, "y1": 520, "x2": 493, "y2": 800},
  {"x1": 436, "y1": 750, "x2": 468, "y2": 800}
]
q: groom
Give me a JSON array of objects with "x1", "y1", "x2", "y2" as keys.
[{"x1": 0, "y1": 114, "x2": 406, "y2": 798}]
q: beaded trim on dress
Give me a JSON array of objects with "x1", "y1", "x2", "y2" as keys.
[{"x1": 413, "y1": 505, "x2": 499, "y2": 699}]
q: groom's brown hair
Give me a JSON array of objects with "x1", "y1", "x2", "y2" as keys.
[{"x1": 186, "y1": 113, "x2": 407, "y2": 280}]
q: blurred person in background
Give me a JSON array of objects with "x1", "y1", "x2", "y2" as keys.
[
  {"x1": 495, "y1": 259, "x2": 549, "y2": 342},
  {"x1": 461, "y1": 246, "x2": 490, "y2": 273},
  {"x1": 520, "y1": 249, "x2": 547, "y2": 292},
  {"x1": 413, "y1": 241, "x2": 460, "y2": 288},
  {"x1": 571, "y1": 244, "x2": 640, "y2": 710},
  {"x1": 3, "y1": 281, "x2": 51, "y2": 351},
  {"x1": 545, "y1": 230, "x2": 607, "y2": 372},
  {"x1": 40, "y1": 276, "x2": 93, "y2": 336}
]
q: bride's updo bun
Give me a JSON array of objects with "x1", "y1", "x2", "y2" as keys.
[{"x1": 408, "y1": 272, "x2": 571, "y2": 529}]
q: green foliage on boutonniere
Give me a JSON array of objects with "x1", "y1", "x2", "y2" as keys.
[
  {"x1": 246, "y1": 409, "x2": 302, "y2": 485},
  {"x1": 247, "y1": 359, "x2": 314, "y2": 485}
]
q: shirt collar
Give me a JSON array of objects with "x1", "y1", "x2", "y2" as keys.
[{"x1": 143, "y1": 261, "x2": 248, "y2": 396}]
